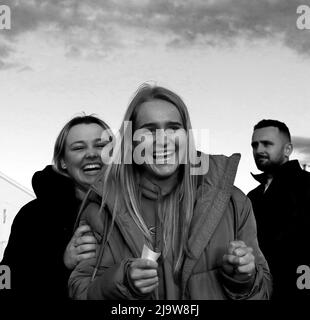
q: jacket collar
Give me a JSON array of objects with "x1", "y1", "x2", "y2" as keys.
[
  {"x1": 181, "y1": 153, "x2": 241, "y2": 295},
  {"x1": 138, "y1": 170, "x2": 180, "y2": 200},
  {"x1": 251, "y1": 160, "x2": 302, "y2": 184}
]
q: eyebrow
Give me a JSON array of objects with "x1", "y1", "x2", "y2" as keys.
[
  {"x1": 251, "y1": 140, "x2": 273, "y2": 146},
  {"x1": 138, "y1": 121, "x2": 183, "y2": 129}
]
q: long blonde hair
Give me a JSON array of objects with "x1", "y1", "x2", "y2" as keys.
[{"x1": 101, "y1": 84, "x2": 199, "y2": 276}]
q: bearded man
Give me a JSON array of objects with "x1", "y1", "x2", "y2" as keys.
[{"x1": 248, "y1": 119, "x2": 310, "y2": 300}]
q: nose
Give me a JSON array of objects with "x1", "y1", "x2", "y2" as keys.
[
  {"x1": 256, "y1": 143, "x2": 264, "y2": 154},
  {"x1": 85, "y1": 147, "x2": 100, "y2": 159},
  {"x1": 254, "y1": 143, "x2": 266, "y2": 155},
  {"x1": 155, "y1": 129, "x2": 169, "y2": 149}
]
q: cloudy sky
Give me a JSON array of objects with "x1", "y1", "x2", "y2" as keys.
[{"x1": 0, "y1": 0, "x2": 310, "y2": 194}]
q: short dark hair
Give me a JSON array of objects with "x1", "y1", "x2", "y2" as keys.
[{"x1": 254, "y1": 119, "x2": 291, "y2": 142}]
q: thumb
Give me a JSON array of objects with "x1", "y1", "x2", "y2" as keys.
[
  {"x1": 74, "y1": 224, "x2": 92, "y2": 239},
  {"x1": 228, "y1": 240, "x2": 246, "y2": 255}
]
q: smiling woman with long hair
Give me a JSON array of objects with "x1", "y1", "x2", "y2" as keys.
[
  {"x1": 1, "y1": 115, "x2": 112, "y2": 300},
  {"x1": 69, "y1": 85, "x2": 272, "y2": 300}
]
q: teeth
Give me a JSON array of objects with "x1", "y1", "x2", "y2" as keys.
[
  {"x1": 84, "y1": 164, "x2": 101, "y2": 170},
  {"x1": 154, "y1": 153, "x2": 175, "y2": 161},
  {"x1": 154, "y1": 152, "x2": 175, "y2": 157}
]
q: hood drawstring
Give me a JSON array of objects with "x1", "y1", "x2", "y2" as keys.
[
  {"x1": 231, "y1": 196, "x2": 238, "y2": 241},
  {"x1": 73, "y1": 188, "x2": 92, "y2": 233},
  {"x1": 152, "y1": 183, "x2": 162, "y2": 254},
  {"x1": 72, "y1": 185, "x2": 110, "y2": 282},
  {"x1": 152, "y1": 182, "x2": 162, "y2": 301}
]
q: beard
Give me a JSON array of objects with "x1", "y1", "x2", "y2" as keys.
[{"x1": 254, "y1": 155, "x2": 284, "y2": 173}]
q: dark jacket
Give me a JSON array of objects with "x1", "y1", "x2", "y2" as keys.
[
  {"x1": 69, "y1": 154, "x2": 272, "y2": 300},
  {"x1": 248, "y1": 160, "x2": 310, "y2": 300},
  {"x1": 0, "y1": 165, "x2": 80, "y2": 299}
]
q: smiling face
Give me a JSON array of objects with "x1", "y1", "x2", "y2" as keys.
[
  {"x1": 251, "y1": 126, "x2": 292, "y2": 173},
  {"x1": 62, "y1": 123, "x2": 106, "y2": 192},
  {"x1": 133, "y1": 99, "x2": 187, "y2": 179}
]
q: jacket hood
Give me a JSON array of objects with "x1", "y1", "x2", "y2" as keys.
[
  {"x1": 202, "y1": 153, "x2": 240, "y2": 189},
  {"x1": 32, "y1": 165, "x2": 76, "y2": 201}
]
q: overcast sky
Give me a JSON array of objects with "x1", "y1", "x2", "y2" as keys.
[{"x1": 1, "y1": 0, "x2": 310, "y2": 194}]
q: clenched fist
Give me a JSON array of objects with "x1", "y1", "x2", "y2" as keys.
[{"x1": 222, "y1": 240, "x2": 256, "y2": 281}]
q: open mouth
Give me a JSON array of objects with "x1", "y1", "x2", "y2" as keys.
[
  {"x1": 153, "y1": 151, "x2": 176, "y2": 163},
  {"x1": 82, "y1": 163, "x2": 103, "y2": 174}
]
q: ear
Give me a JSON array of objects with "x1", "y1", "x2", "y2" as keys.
[
  {"x1": 60, "y1": 159, "x2": 67, "y2": 170},
  {"x1": 284, "y1": 142, "x2": 293, "y2": 158}
]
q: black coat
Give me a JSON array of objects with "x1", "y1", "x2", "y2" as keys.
[
  {"x1": 0, "y1": 166, "x2": 80, "y2": 299},
  {"x1": 248, "y1": 160, "x2": 310, "y2": 300}
]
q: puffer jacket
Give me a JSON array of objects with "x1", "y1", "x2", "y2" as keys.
[
  {"x1": 1, "y1": 165, "x2": 80, "y2": 299},
  {"x1": 69, "y1": 153, "x2": 272, "y2": 300}
]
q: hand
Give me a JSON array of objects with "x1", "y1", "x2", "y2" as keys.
[
  {"x1": 128, "y1": 258, "x2": 159, "y2": 295},
  {"x1": 222, "y1": 240, "x2": 256, "y2": 281},
  {"x1": 64, "y1": 225, "x2": 97, "y2": 270}
]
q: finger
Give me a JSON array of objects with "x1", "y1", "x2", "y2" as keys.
[
  {"x1": 134, "y1": 276, "x2": 159, "y2": 289},
  {"x1": 223, "y1": 254, "x2": 240, "y2": 265},
  {"x1": 238, "y1": 252, "x2": 255, "y2": 266},
  {"x1": 74, "y1": 225, "x2": 92, "y2": 238},
  {"x1": 139, "y1": 282, "x2": 159, "y2": 294},
  {"x1": 233, "y1": 246, "x2": 253, "y2": 257},
  {"x1": 228, "y1": 241, "x2": 246, "y2": 255},
  {"x1": 130, "y1": 268, "x2": 158, "y2": 280},
  {"x1": 237, "y1": 262, "x2": 255, "y2": 274},
  {"x1": 75, "y1": 235, "x2": 97, "y2": 246},
  {"x1": 130, "y1": 259, "x2": 158, "y2": 270},
  {"x1": 76, "y1": 244, "x2": 97, "y2": 254},
  {"x1": 76, "y1": 252, "x2": 96, "y2": 262}
]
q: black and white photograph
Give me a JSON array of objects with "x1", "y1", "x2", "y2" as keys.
[{"x1": 1, "y1": 0, "x2": 310, "y2": 311}]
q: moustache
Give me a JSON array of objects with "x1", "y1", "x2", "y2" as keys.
[{"x1": 255, "y1": 155, "x2": 269, "y2": 160}]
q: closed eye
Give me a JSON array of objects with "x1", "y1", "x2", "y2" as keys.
[
  {"x1": 95, "y1": 142, "x2": 109, "y2": 148},
  {"x1": 71, "y1": 146, "x2": 85, "y2": 151}
]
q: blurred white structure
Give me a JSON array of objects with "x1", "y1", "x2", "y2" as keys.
[
  {"x1": 0, "y1": 171, "x2": 35, "y2": 261},
  {"x1": 302, "y1": 164, "x2": 310, "y2": 172}
]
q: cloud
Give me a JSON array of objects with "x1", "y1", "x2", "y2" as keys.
[
  {"x1": 125, "y1": 0, "x2": 309, "y2": 54},
  {"x1": 293, "y1": 136, "x2": 310, "y2": 153},
  {"x1": 0, "y1": 40, "x2": 14, "y2": 57},
  {"x1": 1, "y1": 0, "x2": 310, "y2": 63},
  {"x1": 0, "y1": 41, "x2": 17, "y2": 69},
  {"x1": 17, "y1": 65, "x2": 33, "y2": 72},
  {"x1": 0, "y1": 58, "x2": 17, "y2": 70},
  {"x1": 292, "y1": 136, "x2": 310, "y2": 163}
]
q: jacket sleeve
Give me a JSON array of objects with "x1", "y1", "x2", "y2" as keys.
[
  {"x1": 68, "y1": 201, "x2": 149, "y2": 300},
  {"x1": 69, "y1": 255, "x2": 141, "y2": 300},
  {"x1": 0, "y1": 202, "x2": 38, "y2": 297},
  {"x1": 221, "y1": 192, "x2": 273, "y2": 300}
]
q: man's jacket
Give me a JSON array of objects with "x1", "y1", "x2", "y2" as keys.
[{"x1": 248, "y1": 160, "x2": 310, "y2": 299}]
